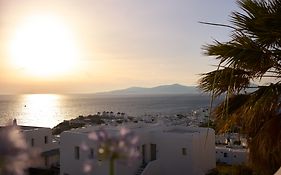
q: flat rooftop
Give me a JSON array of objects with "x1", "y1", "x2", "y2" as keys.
[
  {"x1": 165, "y1": 128, "x2": 200, "y2": 134},
  {"x1": 216, "y1": 145, "x2": 248, "y2": 152},
  {"x1": 0, "y1": 125, "x2": 49, "y2": 131},
  {"x1": 19, "y1": 125, "x2": 49, "y2": 131}
]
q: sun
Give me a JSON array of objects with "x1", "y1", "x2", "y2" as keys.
[{"x1": 8, "y1": 14, "x2": 79, "y2": 77}]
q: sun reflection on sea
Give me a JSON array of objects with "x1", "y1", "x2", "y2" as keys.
[{"x1": 20, "y1": 94, "x2": 64, "y2": 127}]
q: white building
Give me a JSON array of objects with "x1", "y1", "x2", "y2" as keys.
[
  {"x1": 215, "y1": 146, "x2": 248, "y2": 165},
  {"x1": 60, "y1": 124, "x2": 215, "y2": 175},
  {"x1": 19, "y1": 125, "x2": 60, "y2": 169}
]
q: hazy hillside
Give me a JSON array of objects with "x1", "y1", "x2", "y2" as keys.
[{"x1": 95, "y1": 84, "x2": 200, "y2": 96}]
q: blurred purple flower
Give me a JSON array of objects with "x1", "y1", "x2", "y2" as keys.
[
  {"x1": 88, "y1": 127, "x2": 139, "y2": 161},
  {"x1": 83, "y1": 161, "x2": 93, "y2": 174},
  {"x1": 87, "y1": 127, "x2": 140, "y2": 175},
  {"x1": 0, "y1": 126, "x2": 40, "y2": 175}
]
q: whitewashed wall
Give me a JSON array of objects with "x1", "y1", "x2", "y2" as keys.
[
  {"x1": 216, "y1": 146, "x2": 248, "y2": 165},
  {"x1": 60, "y1": 126, "x2": 215, "y2": 175}
]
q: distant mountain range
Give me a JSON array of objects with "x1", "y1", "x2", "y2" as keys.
[{"x1": 95, "y1": 84, "x2": 200, "y2": 96}]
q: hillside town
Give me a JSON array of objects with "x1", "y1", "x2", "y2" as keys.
[{"x1": 0, "y1": 109, "x2": 252, "y2": 175}]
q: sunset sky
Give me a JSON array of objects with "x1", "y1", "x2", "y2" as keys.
[{"x1": 0, "y1": 0, "x2": 238, "y2": 94}]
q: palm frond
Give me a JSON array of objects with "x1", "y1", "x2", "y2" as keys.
[
  {"x1": 213, "y1": 94, "x2": 250, "y2": 132},
  {"x1": 238, "y1": 83, "x2": 281, "y2": 135},
  {"x1": 203, "y1": 35, "x2": 276, "y2": 77},
  {"x1": 248, "y1": 114, "x2": 281, "y2": 174},
  {"x1": 213, "y1": 83, "x2": 281, "y2": 134},
  {"x1": 199, "y1": 1, "x2": 281, "y2": 173},
  {"x1": 232, "y1": 0, "x2": 281, "y2": 47},
  {"x1": 199, "y1": 68, "x2": 250, "y2": 96}
]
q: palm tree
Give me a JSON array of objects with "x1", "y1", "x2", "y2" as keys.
[{"x1": 199, "y1": 0, "x2": 281, "y2": 174}]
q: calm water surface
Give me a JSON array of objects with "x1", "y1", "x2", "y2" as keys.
[{"x1": 0, "y1": 94, "x2": 212, "y2": 128}]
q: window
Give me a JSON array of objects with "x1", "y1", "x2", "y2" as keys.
[
  {"x1": 182, "y1": 148, "x2": 187, "y2": 156},
  {"x1": 44, "y1": 156, "x2": 49, "y2": 167},
  {"x1": 89, "y1": 148, "x2": 94, "y2": 159},
  {"x1": 224, "y1": 153, "x2": 228, "y2": 157},
  {"x1": 44, "y1": 136, "x2": 48, "y2": 144},
  {"x1": 31, "y1": 138, "x2": 34, "y2": 147},
  {"x1": 74, "y1": 146, "x2": 80, "y2": 160}
]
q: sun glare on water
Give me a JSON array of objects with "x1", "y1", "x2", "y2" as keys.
[
  {"x1": 9, "y1": 14, "x2": 79, "y2": 77},
  {"x1": 21, "y1": 94, "x2": 63, "y2": 127}
]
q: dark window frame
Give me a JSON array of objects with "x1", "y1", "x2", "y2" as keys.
[
  {"x1": 182, "y1": 148, "x2": 187, "y2": 156},
  {"x1": 74, "y1": 146, "x2": 80, "y2": 160},
  {"x1": 31, "y1": 138, "x2": 34, "y2": 147},
  {"x1": 44, "y1": 136, "x2": 48, "y2": 144}
]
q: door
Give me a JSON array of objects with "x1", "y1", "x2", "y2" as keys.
[{"x1": 150, "y1": 144, "x2": 157, "y2": 161}]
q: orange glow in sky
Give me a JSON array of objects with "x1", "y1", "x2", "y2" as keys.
[{"x1": 0, "y1": 0, "x2": 237, "y2": 94}]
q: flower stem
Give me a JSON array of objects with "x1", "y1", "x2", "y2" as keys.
[{"x1": 109, "y1": 157, "x2": 115, "y2": 175}]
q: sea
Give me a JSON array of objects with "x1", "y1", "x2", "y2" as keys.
[{"x1": 0, "y1": 94, "x2": 214, "y2": 128}]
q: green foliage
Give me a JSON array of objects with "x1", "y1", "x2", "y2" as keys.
[
  {"x1": 233, "y1": 140, "x2": 241, "y2": 145},
  {"x1": 52, "y1": 120, "x2": 85, "y2": 135},
  {"x1": 199, "y1": 0, "x2": 281, "y2": 174},
  {"x1": 52, "y1": 115, "x2": 107, "y2": 135},
  {"x1": 199, "y1": 120, "x2": 216, "y2": 130}
]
